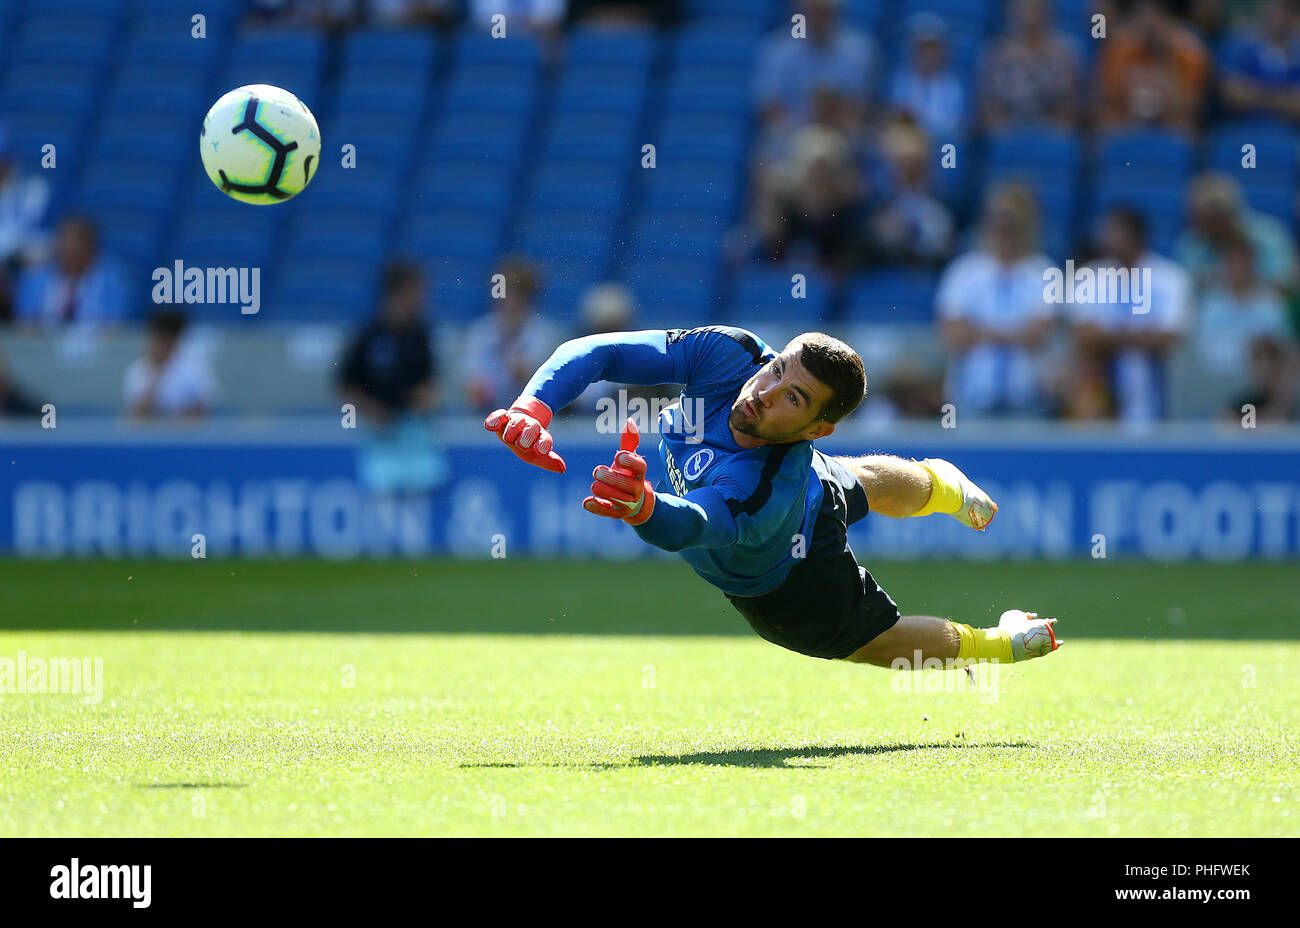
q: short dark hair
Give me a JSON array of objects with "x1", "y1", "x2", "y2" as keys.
[
  {"x1": 1108, "y1": 206, "x2": 1149, "y2": 244},
  {"x1": 791, "y1": 332, "x2": 867, "y2": 423},
  {"x1": 382, "y1": 259, "x2": 424, "y2": 297},
  {"x1": 148, "y1": 309, "x2": 187, "y2": 340},
  {"x1": 497, "y1": 255, "x2": 540, "y2": 299}
]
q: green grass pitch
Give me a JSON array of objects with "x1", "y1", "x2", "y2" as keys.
[{"x1": 1, "y1": 559, "x2": 1296, "y2": 837}]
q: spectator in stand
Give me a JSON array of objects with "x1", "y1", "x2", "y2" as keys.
[
  {"x1": 15, "y1": 216, "x2": 126, "y2": 329},
  {"x1": 0, "y1": 351, "x2": 41, "y2": 417},
  {"x1": 889, "y1": 13, "x2": 968, "y2": 142},
  {"x1": 0, "y1": 127, "x2": 51, "y2": 322},
  {"x1": 753, "y1": 122, "x2": 865, "y2": 273},
  {"x1": 470, "y1": 0, "x2": 566, "y2": 38},
  {"x1": 569, "y1": 0, "x2": 680, "y2": 28},
  {"x1": 1219, "y1": 0, "x2": 1300, "y2": 125},
  {"x1": 980, "y1": 0, "x2": 1083, "y2": 130},
  {"x1": 936, "y1": 183, "x2": 1055, "y2": 417},
  {"x1": 462, "y1": 256, "x2": 561, "y2": 412},
  {"x1": 368, "y1": 0, "x2": 459, "y2": 27},
  {"x1": 124, "y1": 311, "x2": 218, "y2": 420},
  {"x1": 862, "y1": 119, "x2": 953, "y2": 267},
  {"x1": 245, "y1": 0, "x2": 361, "y2": 30},
  {"x1": 566, "y1": 282, "x2": 672, "y2": 418},
  {"x1": 339, "y1": 260, "x2": 446, "y2": 496},
  {"x1": 1177, "y1": 172, "x2": 1298, "y2": 294},
  {"x1": 753, "y1": 0, "x2": 877, "y2": 144},
  {"x1": 1196, "y1": 231, "x2": 1293, "y2": 376},
  {"x1": 1225, "y1": 335, "x2": 1298, "y2": 422},
  {"x1": 1097, "y1": 0, "x2": 1211, "y2": 132},
  {"x1": 340, "y1": 260, "x2": 439, "y2": 424},
  {"x1": 1067, "y1": 208, "x2": 1192, "y2": 426}
]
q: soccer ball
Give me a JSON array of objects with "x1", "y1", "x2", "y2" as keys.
[{"x1": 199, "y1": 84, "x2": 321, "y2": 205}]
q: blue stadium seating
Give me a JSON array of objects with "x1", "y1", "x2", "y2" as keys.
[
  {"x1": 451, "y1": 33, "x2": 542, "y2": 85},
  {"x1": 405, "y1": 210, "x2": 502, "y2": 266},
  {"x1": 122, "y1": 13, "x2": 225, "y2": 65},
  {"x1": 0, "y1": 0, "x2": 1288, "y2": 337},
  {"x1": 672, "y1": 23, "x2": 762, "y2": 72},
  {"x1": 527, "y1": 161, "x2": 627, "y2": 214},
  {"x1": 1207, "y1": 121, "x2": 1299, "y2": 226},
  {"x1": 1097, "y1": 129, "x2": 1196, "y2": 181},
  {"x1": 565, "y1": 28, "x2": 659, "y2": 72},
  {"x1": 273, "y1": 255, "x2": 381, "y2": 322},
  {"x1": 11, "y1": 13, "x2": 116, "y2": 65},
  {"x1": 726, "y1": 266, "x2": 832, "y2": 325},
  {"x1": 441, "y1": 61, "x2": 538, "y2": 108},
  {"x1": 623, "y1": 255, "x2": 721, "y2": 327},
  {"x1": 427, "y1": 257, "x2": 493, "y2": 321},
  {"x1": 685, "y1": 0, "x2": 779, "y2": 26},
  {"x1": 341, "y1": 28, "x2": 441, "y2": 80},
  {"x1": 846, "y1": 270, "x2": 940, "y2": 324}
]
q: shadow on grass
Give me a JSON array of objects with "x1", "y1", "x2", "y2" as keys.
[
  {"x1": 459, "y1": 740, "x2": 1036, "y2": 770},
  {"x1": 136, "y1": 782, "x2": 248, "y2": 789}
]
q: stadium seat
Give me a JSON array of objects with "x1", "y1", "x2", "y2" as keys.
[
  {"x1": 653, "y1": 107, "x2": 751, "y2": 169},
  {"x1": 452, "y1": 33, "x2": 542, "y2": 86},
  {"x1": 11, "y1": 13, "x2": 116, "y2": 66},
  {"x1": 94, "y1": 122, "x2": 192, "y2": 168},
  {"x1": 222, "y1": 33, "x2": 326, "y2": 103},
  {"x1": 335, "y1": 82, "x2": 427, "y2": 119},
  {"x1": 663, "y1": 72, "x2": 751, "y2": 117},
  {"x1": 643, "y1": 162, "x2": 742, "y2": 213},
  {"x1": 441, "y1": 74, "x2": 538, "y2": 117},
  {"x1": 845, "y1": 270, "x2": 940, "y2": 324},
  {"x1": 274, "y1": 256, "x2": 380, "y2": 323},
  {"x1": 628, "y1": 210, "x2": 729, "y2": 258},
  {"x1": 416, "y1": 171, "x2": 515, "y2": 215},
  {"x1": 78, "y1": 160, "x2": 179, "y2": 216},
  {"x1": 726, "y1": 266, "x2": 832, "y2": 326},
  {"x1": 122, "y1": 13, "x2": 225, "y2": 66},
  {"x1": 427, "y1": 257, "x2": 492, "y2": 321},
  {"x1": 528, "y1": 161, "x2": 626, "y2": 214},
  {"x1": 985, "y1": 129, "x2": 1082, "y2": 183},
  {"x1": 540, "y1": 113, "x2": 639, "y2": 163},
  {"x1": 565, "y1": 28, "x2": 658, "y2": 72},
  {"x1": 342, "y1": 28, "x2": 440, "y2": 80},
  {"x1": 623, "y1": 255, "x2": 721, "y2": 327},
  {"x1": 1097, "y1": 129, "x2": 1195, "y2": 182},
  {"x1": 405, "y1": 210, "x2": 502, "y2": 265},
  {"x1": 93, "y1": 209, "x2": 164, "y2": 269},
  {"x1": 1207, "y1": 121, "x2": 1298, "y2": 226},
  {"x1": 172, "y1": 212, "x2": 279, "y2": 269},
  {"x1": 685, "y1": 0, "x2": 779, "y2": 25},
  {"x1": 671, "y1": 24, "x2": 761, "y2": 73}
]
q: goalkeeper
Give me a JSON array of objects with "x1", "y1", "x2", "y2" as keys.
[{"x1": 485, "y1": 326, "x2": 1059, "y2": 668}]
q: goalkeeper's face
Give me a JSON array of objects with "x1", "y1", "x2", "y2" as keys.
[{"x1": 729, "y1": 351, "x2": 835, "y2": 445}]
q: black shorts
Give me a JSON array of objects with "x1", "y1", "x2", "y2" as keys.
[{"x1": 724, "y1": 452, "x2": 901, "y2": 660}]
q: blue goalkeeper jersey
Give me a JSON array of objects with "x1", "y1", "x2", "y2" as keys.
[{"x1": 523, "y1": 326, "x2": 831, "y2": 596}]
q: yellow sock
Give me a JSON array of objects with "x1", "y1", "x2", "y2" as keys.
[
  {"x1": 952, "y1": 623, "x2": 1014, "y2": 663},
  {"x1": 915, "y1": 459, "x2": 963, "y2": 517}
]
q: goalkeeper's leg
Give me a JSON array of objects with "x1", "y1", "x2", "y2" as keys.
[{"x1": 844, "y1": 611, "x2": 1060, "y2": 667}]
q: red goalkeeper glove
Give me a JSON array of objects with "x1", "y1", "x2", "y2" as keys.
[
  {"x1": 583, "y1": 418, "x2": 655, "y2": 526},
  {"x1": 483, "y1": 396, "x2": 566, "y2": 474}
]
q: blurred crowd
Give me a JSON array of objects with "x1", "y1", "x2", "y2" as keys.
[
  {"x1": 745, "y1": 0, "x2": 1300, "y2": 425},
  {"x1": 1, "y1": 0, "x2": 1298, "y2": 427}
]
